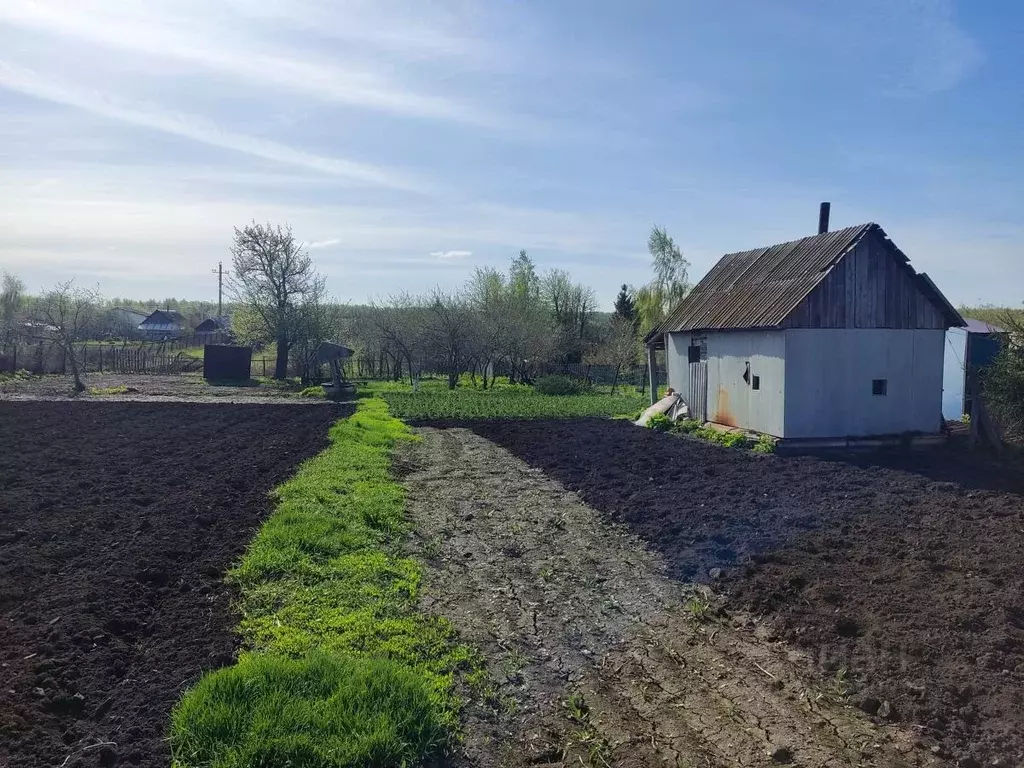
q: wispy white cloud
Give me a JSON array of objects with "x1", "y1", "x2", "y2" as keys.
[
  {"x1": 430, "y1": 250, "x2": 472, "y2": 260},
  {"x1": 0, "y1": 62, "x2": 429, "y2": 192},
  {"x1": 308, "y1": 238, "x2": 341, "y2": 249},
  {"x1": 0, "y1": 0, "x2": 514, "y2": 128}
]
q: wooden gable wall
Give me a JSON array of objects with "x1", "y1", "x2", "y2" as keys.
[{"x1": 782, "y1": 229, "x2": 949, "y2": 330}]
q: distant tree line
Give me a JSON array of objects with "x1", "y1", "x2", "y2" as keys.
[{"x1": 2, "y1": 223, "x2": 692, "y2": 388}]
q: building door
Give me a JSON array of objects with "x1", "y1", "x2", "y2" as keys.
[{"x1": 688, "y1": 343, "x2": 708, "y2": 422}]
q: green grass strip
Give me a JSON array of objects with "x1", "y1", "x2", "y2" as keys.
[{"x1": 170, "y1": 398, "x2": 476, "y2": 768}]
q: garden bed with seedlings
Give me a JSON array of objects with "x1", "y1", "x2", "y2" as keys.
[
  {"x1": 0, "y1": 401, "x2": 344, "y2": 768},
  {"x1": 431, "y1": 418, "x2": 1024, "y2": 768}
]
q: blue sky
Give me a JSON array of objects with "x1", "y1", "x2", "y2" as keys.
[{"x1": 0, "y1": 0, "x2": 1020, "y2": 308}]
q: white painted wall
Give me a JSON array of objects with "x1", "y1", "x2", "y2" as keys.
[
  {"x1": 784, "y1": 329, "x2": 944, "y2": 438},
  {"x1": 666, "y1": 330, "x2": 786, "y2": 436},
  {"x1": 706, "y1": 331, "x2": 786, "y2": 436},
  {"x1": 665, "y1": 332, "x2": 691, "y2": 404},
  {"x1": 942, "y1": 328, "x2": 967, "y2": 420}
]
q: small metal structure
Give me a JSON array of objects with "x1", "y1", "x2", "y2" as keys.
[
  {"x1": 942, "y1": 319, "x2": 1007, "y2": 420},
  {"x1": 203, "y1": 345, "x2": 252, "y2": 381},
  {"x1": 314, "y1": 341, "x2": 356, "y2": 398}
]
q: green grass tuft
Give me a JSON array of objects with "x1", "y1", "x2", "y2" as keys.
[
  {"x1": 170, "y1": 653, "x2": 448, "y2": 768},
  {"x1": 170, "y1": 398, "x2": 477, "y2": 767},
  {"x1": 89, "y1": 385, "x2": 130, "y2": 395}
]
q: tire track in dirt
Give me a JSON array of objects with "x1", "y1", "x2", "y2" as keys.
[{"x1": 399, "y1": 428, "x2": 938, "y2": 768}]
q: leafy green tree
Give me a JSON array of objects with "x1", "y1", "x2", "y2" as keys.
[
  {"x1": 509, "y1": 250, "x2": 540, "y2": 301},
  {"x1": 1, "y1": 272, "x2": 25, "y2": 344},
  {"x1": 635, "y1": 226, "x2": 691, "y2": 335},
  {"x1": 613, "y1": 284, "x2": 637, "y2": 329},
  {"x1": 983, "y1": 344, "x2": 1024, "y2": 440},
  {"x1": 541, "y1": 269, "x2": 596, "y2": 365},
  {"x1": 982, "y1": 304, "x2": 1024, "y2": 440}
]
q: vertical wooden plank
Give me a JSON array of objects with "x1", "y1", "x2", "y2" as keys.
[{"x1": 647, "y1": 344, "x2": 659, "y2": 405}]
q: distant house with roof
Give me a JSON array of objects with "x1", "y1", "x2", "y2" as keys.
[
  {"x1": 108, "y1": 307, "x2": 149, "y2": 339},
  {"x1": 645, "y1": 207, "x2": 965, "y2": 442},
  {"x1": 138, "y1": 309, "x2": 185, "y2": 339},
  {"x1": 194, "y1": 316, "x2": 231, "y2": 344}
]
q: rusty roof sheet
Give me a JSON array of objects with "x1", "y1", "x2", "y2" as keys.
[{"x1": 647, "y1": 222, "x2": 967, "y2": 340}]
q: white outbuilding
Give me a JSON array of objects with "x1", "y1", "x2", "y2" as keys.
[{"x1": 645, "y1": 217, "x2": 965, "y2": 443}]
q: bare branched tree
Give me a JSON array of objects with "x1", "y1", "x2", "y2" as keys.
[
  {"x1": 422, "y1": 289, "x2": 476, "y2": 389},
  {"x1": 35, "y1": 280, "x2": 100, "y2": 392},
  {"x1": 228, "y1": 221, "x2": 325, "y2": 379},
  {"x1": 602, "y1": 314, "x2": 641, "y2": 393},
  {"x1": 366, "y1": 293, "x2": 428, "y2": 383}
]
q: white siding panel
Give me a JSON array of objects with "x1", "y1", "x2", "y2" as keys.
[
  {"x1": 705, "y1": 331, "x2": 786, "y2": 436},
  {"x1": 942, "y1": 328, "x2": 967, "y2": 420},
  {"x1": 665, "y1": 332, "x2": 692, "y2": 404},
  {"x1": 784, "y1": 329, "x2": 944, "y2": 438},
  {"x1": 666, "y1": 330, "x2": 786, "y2": 435}
]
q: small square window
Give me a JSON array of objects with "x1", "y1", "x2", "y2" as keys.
[
  {"x1": 752, "y1": 375, "x2": 760, "y2": 391},
  {"x1": 872, "y1": 379, "x2": 887, "y2": 396}
]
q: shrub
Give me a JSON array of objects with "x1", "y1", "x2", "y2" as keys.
[
  {"x1": 299, "y1": 385, "x2": 326, "y2": 398},
  {"x1": 647, "y1": 413, "x2": 673, "y2": 432},
  {"x1": 695, "y1": 427, "x2": 748, "y2": 448},
  {"x1": 170, "y1": 652, "x2": 448, "y2": 767},
  {"x1": 0, "y1": 369, "x2": 34, "y2": 383},
  {"x1": 716, "y1": 431, "x2": 749, "y2": 449},
  {"x1": 983, "y1": 346, "x2": 1024, "y2": 440},
  {"x1": 533, "y1": 375, "x2": 591, "y2": 396},
  {"x1": 673, "y1": 419, "x2": 701, "y2": 434},
  {"x1": 751, "y1": 434, "x2": 776, "y2": 454}
]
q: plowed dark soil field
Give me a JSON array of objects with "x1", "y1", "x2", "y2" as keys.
[
  {"x1": 0, "y1": 401, "x2": 346, "y2": 768},
  {"x1": 440, "y1": 418, "x2": 1024, "y2": 768}
]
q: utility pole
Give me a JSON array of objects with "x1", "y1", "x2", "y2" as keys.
[{"x1": 214, "y1": 261, "x2": 223, "y2": 319}]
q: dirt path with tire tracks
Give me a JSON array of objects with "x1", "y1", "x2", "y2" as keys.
[{"x1": 398, "y1": 427, "x2": 938, "y2": 768}]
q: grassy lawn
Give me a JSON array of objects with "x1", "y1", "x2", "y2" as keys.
[
  {"x1": 170, "y1": 399, "x2": 477, "y2": 767},
  {"x1": 364, "y1": 378, "x2": 646, "y2": 420}
]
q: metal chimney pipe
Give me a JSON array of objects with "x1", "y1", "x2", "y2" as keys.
[{"x1": 818, "y1": 202, "x2": 831, "y2": 234}]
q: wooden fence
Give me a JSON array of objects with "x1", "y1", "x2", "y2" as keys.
[
  {"x1": 347, "y1": 357, "x2": 664, "y2": 388},
  {"x1": 0, "y1": 343, "x2": 203, "y2": 375},
  {"x1": 1, "y1": 344, "x2": 664, "y2": 389}
]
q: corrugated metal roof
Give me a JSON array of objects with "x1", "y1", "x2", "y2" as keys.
[
  {"x1": 648, "y1": 223, "x2": 963, "y2": 340},
  {"x1": 963, "y1": 318, "x2": 1006, "y2": 334},
  {"x1": 140, "y1": 309, "x2": 184, "y2": 326},
  {"x1": 649, "y1": 224, "x2": 872, "y2": 339}
]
